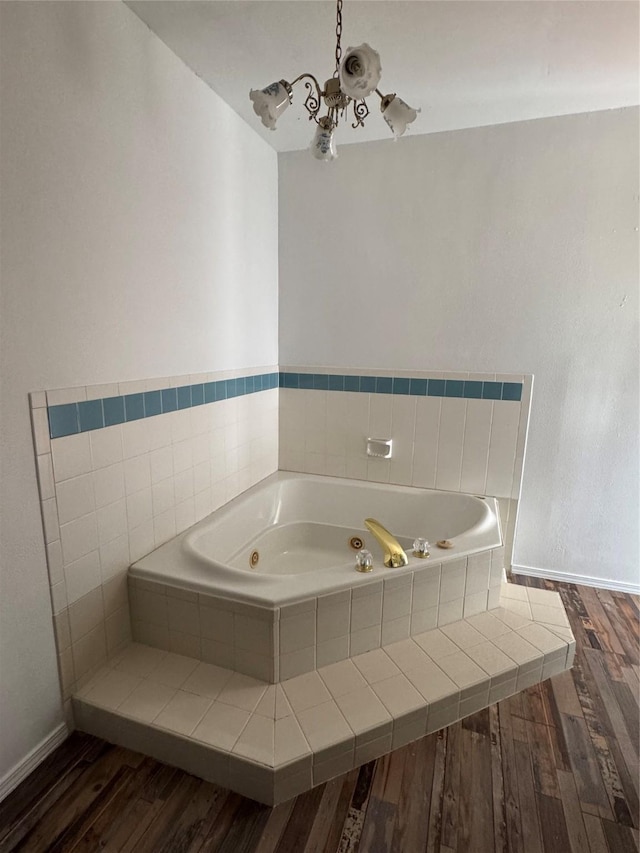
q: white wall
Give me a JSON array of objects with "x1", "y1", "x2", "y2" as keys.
[
  {"x1": 0, "y1": 1, "x2": 278, "y2": 788},
  {"x1": 279, "y1": 108, "x2": 639, "y2": 590}
]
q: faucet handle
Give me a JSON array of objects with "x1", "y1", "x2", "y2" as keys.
[
  {"x1": 355, "y1": 549, "x2": 374, "y2": 573},
  {"x1": 412, "y1": 538, "x2": 430, "y2": 558}
]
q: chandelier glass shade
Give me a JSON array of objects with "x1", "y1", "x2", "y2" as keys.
[{"x1": 249, "y1": 0, "x2": 419, "y2": 159}]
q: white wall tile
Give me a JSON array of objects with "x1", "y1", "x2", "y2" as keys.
[
  {"x1": 123, "y1": 455, "x2": 151, "y2": 496},
  {"x1": 175, "y1": 498, "x2": 196, "y2": 533},
  {"x1": 47, "y1": 387, "x2": 86, "y2": 406},
  {"x1": 126, "y1": 487, "x2": 153, "y2": 529},
  {"x1": 435, "y1": 399, "x2": 467, "y2": 492},
  {"x1": 152, "y1": 479, "x2": 175, "y2": 517},
  {"x1": 29, "y1": 391, "x2": 47, "y2": 409},
  {"x1": 64, "y1": 550, "x2": 101, "y2": 604},
  {"x1": 129, "y1": 520, "x2": 155, "y2": 563},
  {"x1": 41, "y1": 497, "x2": 60, "y2": 545},
  {"x1": 122, "y1": 420, "x2": 149, "y2": 460},
  {"x1": 36, "y1": 454, "x2": 55, "y2": 501},
  {"x1": 56, "y1": 474, "x2": 96, "y2": 526},
  {"x1": 99, "y1": 534, "x2": 130, "y2": 582},
  {"x1": 147, "y1": 415, "x2": 172, "y2": 451},
  {"x1": 31, "y1": 408, "x2": 51, "y2": 455},
  {"x1": 412, "y1": 397, "x2": 441, "y2": 488},
  {"x1": 60, "y1": 513, "x2": 98, "y2": 565},
  {"x1": 460, "y1": 399, "x2": 493, "y2": 495},
  {"x1": 52, "y1": 433, "x2": 92, "y2": 482},
  {"x1": 85, "y1": 383, "x2": 119, "y2": 401},
  {"x1": 154, "y1": 508, "x2": 176, "y2": 547},
  {"x1": 369, "y1": 394, "x2": 393, "y2": 437},
  {"x1": 486, "y1": 401, "x2": 520, "y2": 498},
  {"x1": 93, "y1": 463, "x2": 125, "y2": 509},
  {"x1": 46, "y1": 540, "x2": 64, "y2": 586},
  {"x1": 174, "y1": 470, "x2": 194, "y2": 504},
  {"x1": 96, "y1": 499, "x2": 128, "y2": 546},
  {"x1": 90, "y1": 425, "x2": 123, "y2": 470},
  {"x1": 50, "y1": 581, "x2": 68, "y2": 614},
  {"x1": 439, "y1": 559, "x2": 467, "y2": 603}
]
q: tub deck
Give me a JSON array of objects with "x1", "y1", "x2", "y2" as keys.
[{"x1": 74, "y1": 582, "x2": 575, "y2": 806}]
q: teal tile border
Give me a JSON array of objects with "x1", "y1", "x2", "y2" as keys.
[
  {"x1": 279, "y1": 372, "x2": 523, "y2": 403},
  {"x1": 47, "y1": 370, "x2": 522, "y2": 440},
  {"x1": 47, "y1": 372, "x2": 279, "y2": 439}
]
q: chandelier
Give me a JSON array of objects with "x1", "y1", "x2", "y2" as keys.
[{"x1": 249, "y1": 0, "x2": 419, "y2": 160}]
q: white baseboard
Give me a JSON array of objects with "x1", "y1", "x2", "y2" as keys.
[
  {"x1": 512, "y1": 564, "x2": 640, "y2": 595},
  {"x1": 0, "y1": 723, "x2": 68, "y2": 803}
]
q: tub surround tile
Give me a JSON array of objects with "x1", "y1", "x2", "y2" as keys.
[
  {"x1": 34, "y1": 372, "x2": 279, "y2": 705},
  {"x1": 182, "y1": 662, "x2": 234, "y2": 699},
  {"x1": 118, "y1": 680, "x2": 177, "y2": 723},
  {"x1": 154, "y1": 690, "x2": 212, "y2": 736},
  {"x1": 192, "y1": 702, "x2": 251, "y2": 752},
  {"x1": 319, "y1": 659, "x2": 368, "y2": 698},
  {"x1": 352, "y1": 648, "x2": 401, "y2": 684},
  {"x1": 282, "y1": 670, "x2": 331, "y2": 714},
  {"x1": 74, "y1": 580, "x2": 573, "y2": 806}
]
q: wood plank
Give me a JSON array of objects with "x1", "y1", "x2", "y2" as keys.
[
  {"x1": 215, "y1": 798, "x2": 272, "y2": 853},
  {"x1": 253, "y1": 799, "x2": 296, "y2": 853},
  {"x1": 274, "y1": 783, "x2": 327, "y2": 852},
  {"x1": 458, "y1": 727, "x2": 494, "y2": 853},
  {"x1": 441, "y1": 722, "x2": 462, "y2": 851},
  {"x1": 560, "y1": 713, "x2": 613, "y2": 819},
  {"x1": 157, "y1": 779, "x2": 234, "y2": 853},
  {"x1": 489, "y1": 704, "x2": 508, "y2": 853},
  {"x1": 0, "y1": 753, "x2": 101, "y2": 853},
  {"x1": 133, "y1": 774, "x2": 206, "y2": 853},
  {"x1": 582, "y1": 813, "x2": 611, "y2": 853},
  {"x1": 541, "y1": 680, "x2": 572, "y2": 772},
  {"x1": 601, "y1": 819, "x2": 639, "y2": 853},
  {"x1": 425, "y1": 729, "x2": 447, "y2": 853},
  {"x1": 66, "y1": 759, "x2": 159, "y2": 852},
  {"x1": 579, "y1": 586, "x2": 625, "y2": 655},
  {"x1": 358, "y1": 749, "x2": 404, "y2": 853},
  {"x1": 327, "y1": 762, "x2": 374, "y2": 853},
  {"x1": 584, "y1": 647, "x2": 639, "y2": 802},
  {"x1": 520, "y1": 683, "x2": 549, "y2": 725},
  {"x1": 556, "y1": 768, "x2": 591, "y2": 853},
  {"x1": 596, "y1": 591, "x2": 639, "y2": 665},
  {"x1": 536, "y1": 792, "x2": 572, "y2": 853},
  {"x1": 10, "y1": 745, "x2": 141, "y2": 853},
  {"x1": 321, "y1": 769, "x2": 360, "y2": 853},
  {"x1": 527, "y1": 721, "x2": 560, "y2": 798},
  {"x1": 197, "y1": 792, "x2": 245, "y2": 853},
  {"x1": 550, "y1": 668, "x2": 584, "y2": 718},
  {"x1": 390, "y1": 736, "x2": 434, "y2": 853},
  {"x1": 513, "y1": 737, "x2": 543, "y2": 853},
  {"x1": 498, "y1": 704, "x2": 524, "y2": 853},
  {"x1": 0, "y1": 733, "x2": 103, "y2": 846},
  {"x1": 301, "y1": 776, "x2": 345, "y2": 853}
]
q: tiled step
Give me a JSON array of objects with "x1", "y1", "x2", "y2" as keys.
[{"x1": 73, "y1": 583, "x2": 575, "y2": 805}]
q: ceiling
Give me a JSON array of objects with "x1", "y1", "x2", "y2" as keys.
[{"x1": 127, "y1": 1, "x2": 639, "y2": 152}]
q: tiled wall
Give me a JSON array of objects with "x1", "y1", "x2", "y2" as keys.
[
  {"x1": 129, "y1": 546, "x2": 505, "y2": 683},
  {"x1": 278, "y1": 367, "x2": 532, "y2": 566},
  {"x1": 31, "y1": 364, "x2": 531, "y2": 714},
  {"x1": 30, "y1": 368, "x2": 279, "y2": 715}
]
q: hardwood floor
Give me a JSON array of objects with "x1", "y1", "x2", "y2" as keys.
[{"x1": 1, "y1": 578, "x2": 638, "y2": 852}]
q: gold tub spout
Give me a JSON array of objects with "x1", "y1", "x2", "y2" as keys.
[{"x1": 364, "y1": 518, "x2": 409, "y2": 568}]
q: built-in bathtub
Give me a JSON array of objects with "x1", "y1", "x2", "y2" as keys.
[{"x1": 129, "y1": 473, "x2": 506, "y2": 682}]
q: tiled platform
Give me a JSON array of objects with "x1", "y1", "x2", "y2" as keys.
[{"x1": 73, "y1": 583, "x2": 575, "y2": 805}]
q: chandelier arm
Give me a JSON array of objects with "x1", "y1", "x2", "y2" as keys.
[{"x1": 290, "y1": 73, "x2": 323, "y2": 96}]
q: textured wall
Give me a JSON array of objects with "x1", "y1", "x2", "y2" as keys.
[
  {"x1": 279, "y1": 108, "x2": 639, "y2": 590},
  {"x1": 0, "y1": 1, "x2": 278, "y2": 788}
]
